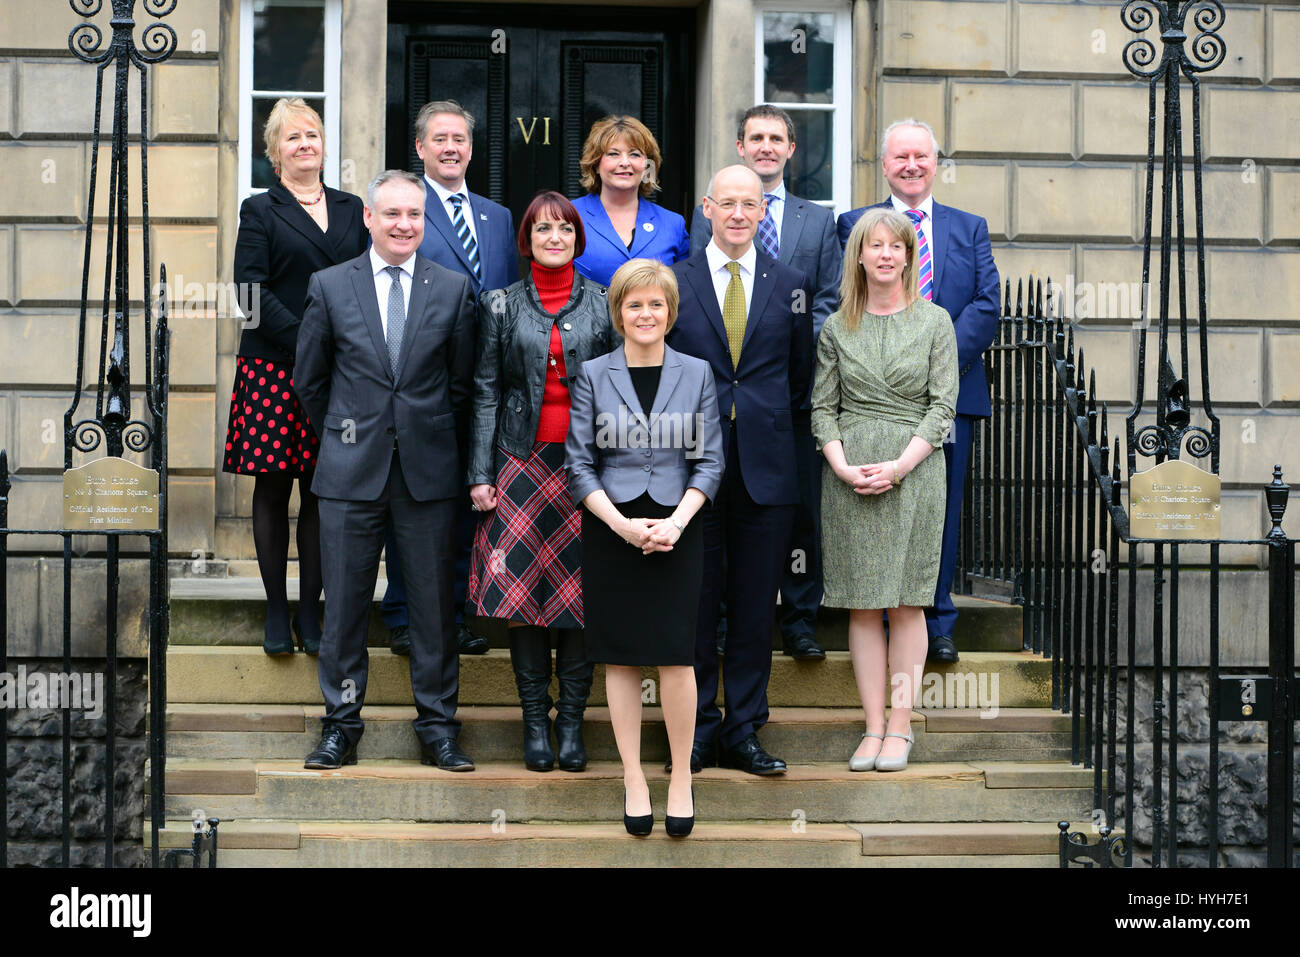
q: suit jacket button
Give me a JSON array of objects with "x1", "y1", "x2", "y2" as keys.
[
  {"x1": 733, "y1": 379, "x2": 739, "y2": 386},
  {"x1": 643, "y1": 465, "x2": 651, "y2": 472},
  {"x1": 386, "y1": 427, "x2": 395, "y2": 435},
  {"x1": 568, "y1": 349, "x2": 576, "y2": 356}
]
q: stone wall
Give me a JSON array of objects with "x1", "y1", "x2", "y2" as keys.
[
  {"x1": 1108, "y1": 668, "x2": 1299, "y2": 867},
  {"x1": 3, "y1": 659, "x2": 147, "y2": 867},
  {"x1": 0, "y1": 0, "x2": 222, "y2": 559},
  {"x1": 875, "y1": 0, "x2": 1300, "y2": 552}
]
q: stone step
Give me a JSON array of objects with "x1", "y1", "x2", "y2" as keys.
[
  {"x1": 168, "y1": 578, "x2": 1023, "y2": 653},
  {"x1": 165, "y1": 704, "x2": 1072, "y2": 763},
  {"x1": 147, "y1": 818, "x2": 1062, "y2": 867},
  {"x1": 156, "y1": 758, "x2": 1096, "y2": 824},
  {"x1": 165, "y1": 647, "x2": 1049, "y2": 708}
]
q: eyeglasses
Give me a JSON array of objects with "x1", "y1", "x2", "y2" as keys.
[{"x1": 707, "y1": 199, "x2": 763, "y2": 213}]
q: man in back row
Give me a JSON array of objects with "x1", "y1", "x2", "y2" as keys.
[
  {"x1": 382, "y1": 99, "x2": 519, "y2": 659},
  {"x1": 836, "y1": 118, "x2": 1000, "y2": 664},
  {"x1": 690, "y1": 105, "x2": 842, "y2": 662}
]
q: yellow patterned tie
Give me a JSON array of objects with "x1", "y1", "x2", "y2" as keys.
[{"x1": 722, "y1": 261, "x2": 747, "y2": 418}]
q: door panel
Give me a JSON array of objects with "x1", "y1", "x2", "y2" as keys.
[{"x1": 389, "y1": 3, "x2": 695, "y2": 226}]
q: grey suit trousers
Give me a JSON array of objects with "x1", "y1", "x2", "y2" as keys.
[{"x1": 318, "y1": 446, "x2": 460, "y2": 746}]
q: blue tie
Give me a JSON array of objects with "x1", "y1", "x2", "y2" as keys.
[
  {"x1": 448, "y1": 194, "x2": 482, "y2": 281},
  {"x1": 757, "y1": 193, "x2": 779, "y2": 258}
]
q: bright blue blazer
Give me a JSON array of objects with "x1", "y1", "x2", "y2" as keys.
[
  {"x1": 837, "y1": 199, "x2": 999, "y2": 418},
  {"x1": 419, "y1": 181, "x2": 519, "y2": 301},
  {"x1": 571, "y1": 192, "x2": 690, "y2": 287}
]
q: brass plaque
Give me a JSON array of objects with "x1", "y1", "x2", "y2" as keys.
[
  {"x1": 1128, "y1": 459, "x2": 1220, "y2": 541},
  {"x1": 63, "y1": 457, "x2": 160, "y2": 531}
]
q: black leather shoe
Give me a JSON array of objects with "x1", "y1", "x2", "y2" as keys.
[
  {"x1": 719, "y1": 734, "x2": 787, "y2": 776},
  {"x1": 421, "y1": 737, "x2": 475, "y2": 771},
  {"x1": 389, "y1": 624, "x2": 411, "y2": 656},
  {"x1": 665, "y1": 738, "x2": 716, "y2": 774},
  {"x1": 304, "y1": 725, "x2": 357, "y2": 769},
  {"x1": 928, "y1": 635, "x2": 960, "y2": 663},
  {"x1": 782, "y1": 634, "x2": 826, "y2": 660},
  {"x1": 458, "y1": 624, "x2": 490, "y2": 655}
]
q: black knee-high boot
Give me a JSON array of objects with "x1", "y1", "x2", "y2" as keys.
[
  {"x1": 553, "y1": 628, "x2": 592, "y2": 772},
  {"x1": 509, "y1": 626, "x2": 554, "y2": 771}
]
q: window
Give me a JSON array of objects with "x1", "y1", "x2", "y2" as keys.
[
  {"x1": 754, "y1": 3, "x2": 851, "y2": 214},
  {"x1": 239, "y1": 0, "x2": 341, "y2": 198}
]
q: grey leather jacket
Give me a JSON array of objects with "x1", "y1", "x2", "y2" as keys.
[{"x1": 468, "y1": 272, "x2": 617, "y2": 486}]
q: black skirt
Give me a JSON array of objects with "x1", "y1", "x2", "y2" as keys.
[
  {"x1": 582, "y1": 492, "x2": 702, "y2": 667},
  {"x1": 222, "y1": 356, "x2": 319, "y2": 475}
]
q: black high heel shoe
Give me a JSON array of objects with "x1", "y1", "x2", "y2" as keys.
[
  {"x1": 263, "y1": 614, "x2": 294, "y2": 657},
  {"x1": 665, "y1": 785, "x2": 694, "y2": 838},
  {"x1": 623, "y1": 788, "x2": 653, "y2": 837},
  {"x1": 293, "y1": 607, "x2": 321, "y2": 656}
]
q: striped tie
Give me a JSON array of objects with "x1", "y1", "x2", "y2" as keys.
[
  {"x1": 448, "y1": 193, "x2": 482, "y2": 281},
  {"x1": 904, "y1": 208, "x2": 934, "y2": 301},
  {"x1": 757, "y1": 193, "x2": 779, "y2": 258}
]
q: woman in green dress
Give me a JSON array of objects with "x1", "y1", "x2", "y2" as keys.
[{"x1": 811, "y1": 207, "x2": 958, "y2": 772}]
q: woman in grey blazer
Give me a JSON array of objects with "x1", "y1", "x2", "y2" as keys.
[{"x1": 566, "y1": 259, "x2": 724, "y2": 837}]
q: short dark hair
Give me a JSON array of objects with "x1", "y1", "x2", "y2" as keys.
[
  {"x1": 516, "y1": 191, "x2": 586, "y2": 260},
  {"x1": 737, "y1": 105, "x2": 796, "y2": 145},
  {"x1": 414, "y1": 99, "x2": 476, "y2": 142}
]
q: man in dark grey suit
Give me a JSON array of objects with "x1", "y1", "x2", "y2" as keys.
[
  {"x1": 295, "y1": 170, "x2": 476, "y2": 771},
  {"x1": 689, "y1": 105, "x2": 842, "y2": 661}
]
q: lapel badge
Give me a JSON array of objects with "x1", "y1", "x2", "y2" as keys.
[
  {"x1": 480, "y1": 214, "x2": 488, "y2": 221},
  {"x1": 643, "y1": 222, "x2": 654, "y2": 232}
]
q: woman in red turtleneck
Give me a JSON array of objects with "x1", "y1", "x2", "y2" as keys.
[{"x1": 466, "y1": 191, "x2": 617, "y2": 773}]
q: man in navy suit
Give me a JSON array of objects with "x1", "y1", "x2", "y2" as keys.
[
  {"x1": 836, "y1": 118, "x2": 999, "y2": 663},
  {"x1": 690, "y1": 105, "x2": 841, "y2": 662},
  {"x1": 668, "y1": 165, "x2": 814, "y2": 775},
  {"x1": 382, "y1": 100, "x2": 520, "y2": 658}
]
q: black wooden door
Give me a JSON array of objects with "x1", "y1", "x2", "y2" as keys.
[{"x1": 387, "y1": 3, "x2": 696, "y2": 226}]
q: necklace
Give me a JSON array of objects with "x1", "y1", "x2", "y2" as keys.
[{"x1": 286, "y1": 182, "x2": 324, "y2": 206}]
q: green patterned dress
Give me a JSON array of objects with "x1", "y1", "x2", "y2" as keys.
[{"x1": 811, "y1": 299, "x2": 959, "y2": 609}]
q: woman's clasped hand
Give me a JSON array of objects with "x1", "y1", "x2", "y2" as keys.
[{"x1": 833, "y1": 460, "x2": 907, "y2": 495}]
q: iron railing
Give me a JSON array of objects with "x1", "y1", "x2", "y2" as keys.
[
  {"x1": 0, "y1": 0, "x2": 174, "y2": 868},
  {"x1": 956, "y1": 1, "x2": 1297, "y2": 867}
]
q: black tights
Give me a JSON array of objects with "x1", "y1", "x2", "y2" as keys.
[{"x1": 252, "y1": 473, "x2": 322, "y2": 641}]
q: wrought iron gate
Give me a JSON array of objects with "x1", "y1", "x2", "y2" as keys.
[
  {"x1": 0, "y1": 0, "x2": 175, "y2": 868},
  {"x1": 956, "y1": 0, "x2": 1297, "y2": 866}
]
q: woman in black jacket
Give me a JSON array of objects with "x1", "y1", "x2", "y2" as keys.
[
  {"x1": 224, "y1": 98, "x2": 368, "y2": 656},
  {"x1": 466, "y1": 191, "x2": 617, "y2": 772}
]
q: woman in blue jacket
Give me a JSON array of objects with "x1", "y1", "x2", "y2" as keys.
[{"x1": 572, "y1": 116, "x2": 690, "y2": 286}]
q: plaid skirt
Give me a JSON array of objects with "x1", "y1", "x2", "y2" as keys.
[{"x1": 467, "y1": 441, "x2": 583, "y2": 628}]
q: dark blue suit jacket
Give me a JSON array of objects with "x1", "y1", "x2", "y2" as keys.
[
  {"x1": 690, "y1": 193, "x2": 842, "y2": 342},
  {"x1": 667, "y1": 249, "x2": 813, "y2": 507},
  {"x1": 572, "y1": 193, "x2": 690, "y2": 287},
  {"x1": 837, "y1": 199, "x2": 999, "y2": 418},
  {"x1": 419, "y1": 181, "x2": 519, "y2": 300}
]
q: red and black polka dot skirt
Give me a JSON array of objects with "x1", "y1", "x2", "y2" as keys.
[{"x1": 222, "y1": 356, "x2": 318, "y2": 476}]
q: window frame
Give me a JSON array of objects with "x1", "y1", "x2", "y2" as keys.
[
  {"x1": 752, "y1": 1, "x2": 852, "y2": 215},
  {"x1": 238, "y1": 0, "x2": 341, "y2": 200}
]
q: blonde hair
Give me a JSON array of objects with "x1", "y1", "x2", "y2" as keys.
[
  {"x1": 839, "y1": 208, "x2": 919, "y2": 331},
  {"x1": 263, "y1": 98, "x2": 324, "y2": 176},
  {"x1": 607, "y1": 259, "x2": 679, "y2": 335},
  {"x1": 578, "y1": 116, "x2": 663, "y2": 197}
]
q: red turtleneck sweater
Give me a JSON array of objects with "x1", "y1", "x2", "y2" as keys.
[{"x1": 532, "y1": 260, "x2": 575, "y2": 443}]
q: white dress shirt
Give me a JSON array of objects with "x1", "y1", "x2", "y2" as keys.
[
  {"x1": 890, "y1": 192, "x2": 935, "y2": 262},
  {"x1": 426, "y1": 175, "x2": 480, "y2": 245},
  {"x1": 763, "y1": 181, "x2": 787, "y2": 243},
  {"x1": 369, "y1": 247, "x2": 415, "y2": 340},
  {"x1": 704, "y1": 239, "x2": 757, "y2": 316}
]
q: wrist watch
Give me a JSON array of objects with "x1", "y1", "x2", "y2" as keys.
[{"x1": 670, "y1": 517, "x2": 685, "y2": 532}]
